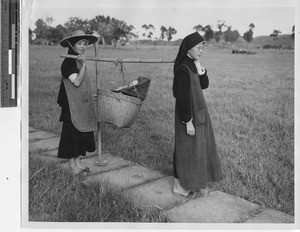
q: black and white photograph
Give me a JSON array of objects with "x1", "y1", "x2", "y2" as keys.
[{"x1": 0, "y1": 0, "x2": 299, "y2": 231}]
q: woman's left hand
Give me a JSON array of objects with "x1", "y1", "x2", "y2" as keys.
[{"x1": 186, "y1": 121, "x2": 195, "y2": 136}]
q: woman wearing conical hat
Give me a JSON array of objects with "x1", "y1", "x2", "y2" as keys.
[{"x1": 57, "y1": 30, "x2": 102, "y2": 175}]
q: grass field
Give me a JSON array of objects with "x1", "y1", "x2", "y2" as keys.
[
  {"x1": 29, "y1": 44, "x2": 294, "y2": 215},
  {"x1": 29, "y1": 154, "x2": 167, "y2": 222}
]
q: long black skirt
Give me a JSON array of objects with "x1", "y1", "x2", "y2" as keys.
[{"x1": 58, "y1": 120, "x2": 96, "y2": 159}]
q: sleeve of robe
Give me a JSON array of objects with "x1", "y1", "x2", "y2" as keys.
[
  {"x1": 61, "y1": 58, "x2": 79, "y2": 78},
  {"x1": 174, "y1": 67, "x2": 209, "y2": 123}
]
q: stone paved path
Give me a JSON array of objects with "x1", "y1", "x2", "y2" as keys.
[{"x1": 29, "y1": 127, "x2": 294, "y2": 223}]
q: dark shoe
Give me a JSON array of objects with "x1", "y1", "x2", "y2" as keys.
[
  {"x1": 75, "y1": 170, "x2": 87, "y2": 176},
  {"x1": 188, "y1": 191, "x2": 204, "y2": 198},
  {"x1": 81, "y1": 167, "x2": 92, "y2": 173}
]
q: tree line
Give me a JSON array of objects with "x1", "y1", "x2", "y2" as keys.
[
  {"x1": 29, "y1": 15, "x2": 180, "y2": 46},
  {"x1": 270, "y1": 25, "x2": 295, "y2": 40},
  {"x1": 29, "y1": 15, "x2": 295, "y2": 46}
]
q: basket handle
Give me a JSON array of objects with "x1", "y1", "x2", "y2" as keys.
[
  {"x1": 114, "y1": 58, "x2": 127, "y2": 85},
  {"x1": 113, "y1": 59, "x2": 141, "y2": 98}
]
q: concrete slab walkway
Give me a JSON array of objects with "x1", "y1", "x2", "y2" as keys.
[{"x1": 28, "y1": 127, "x2": 294, "y2": 223}]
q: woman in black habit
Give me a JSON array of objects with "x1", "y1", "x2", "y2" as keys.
[
  {"x1": 172, "y1": 32, "x2": 223, "y2": 196},
  {"x1": 57, "y1": 30, "x2": 100, "y2": 175}
]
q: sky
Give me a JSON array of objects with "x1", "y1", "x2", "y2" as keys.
[{"x1": 28, "y1": 0, "x2": 297, "y2": 40}]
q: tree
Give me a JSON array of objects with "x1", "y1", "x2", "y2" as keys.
[
  {"x1": 148, "y1": 24, "x2": 155, "y2": 39},
  {"x1": 291, "y1": 25, "x2": 295, "y2": 39},
  {"x1": 166, "y1": 26, "x2": 177, "y2": 41},
  {"x1": 34, "y1": 18, "x2": 48, "y2": 40},
  {"x1": 214, "y1": 20, "x2": 228, "y2": 43},
  {"x1": 193, "y1": 24, "x2": 213, "y2": 41},
  {"x1": 47, "y1": 24, "x2": 66, "y2": 44},
  {"x1": 203, "y1": 25, "x2": 214, "y2": 41},
  {"x1": 193, "y1": 24, "x2": 203, "y2": 32},
  {"x1": 223, "y1": 26, "x2": 232, "y2": 43},
  {"x1": 64, "y1": 17, "x2": 91, "y2": 35},
  {"x1": 231, "y1": 30, "x2": 240, "y2": 42},
  {"x1": 45, "y1": 16, "x2": 54, "y2": 27},
  {"x1": 243, "y1": 23, "x2": 255, "y2": 43},
  {"x1": 33, "y1": 17, "x2": 61, "y2": 45},
  {"x1": 214, "y1": 32, "x2": 221, "y2": 42},
  {"x1": 217, "y1": 20, "x2": 227, "y2": 34},
  {"x1": 90, "y1": 15, "x2": 134, "y2": 46},
  {"x1": 270, "y1": 29, "x2": 282, "y2": 40},
  {"x1": 243, "y1": 30, "x2": 253, "y2": 43},
  {"x1": 109, "y1": 18, "x2": 135, "y2": 47},
  {"x1": 223, "y1": 26, "x2": 240, "y2": 43},
  {"x1": 142, "y1": 24, "x2": 155, "y2": 39},
  {"x1": 90, "y1": 15, "x2": 112, "y2": 44},
  {"x1": 160, "y1": 26, "x2": 167, "y2": 40}
]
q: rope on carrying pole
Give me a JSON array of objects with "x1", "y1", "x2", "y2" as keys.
[
  {"x1": 113, "y1": 58, "x2": 126, "y2": 84},
  {"x1": 60, "y1": 54, "x2": 175, "y2": 63}
]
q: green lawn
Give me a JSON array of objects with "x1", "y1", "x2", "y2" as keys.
[{"x1": 29, "y1": 44, "x2": 294, "y2": 215}]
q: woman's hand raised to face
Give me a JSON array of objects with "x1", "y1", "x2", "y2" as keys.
[
  {"x1": 194, "y1": 60, "x2": 202, "y2": 69},
  {"x1": 77, "y1": 54, "x2": 86, "y2": 65}
]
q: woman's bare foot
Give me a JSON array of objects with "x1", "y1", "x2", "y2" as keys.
[
  {"x1": 69, "y1": 158, "x2": 85, "y2": 174},
  {"x1": 74, "y1": 157, "x2": 85, "y2": 170},
  {"x1": 173, "y1": 178, "x2": 190, "y2": 197}
]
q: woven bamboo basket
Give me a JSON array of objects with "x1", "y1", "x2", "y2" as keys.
[{"x1": 97, "y1": 88, "x2": 143, "y2": 128}]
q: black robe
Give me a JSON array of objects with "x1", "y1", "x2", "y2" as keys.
[{"x1": 172, "y1": 32, "x2": 223, "y2": 189}]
